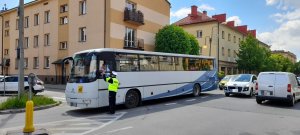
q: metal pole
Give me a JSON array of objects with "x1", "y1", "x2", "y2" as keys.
[
  {"x1": 18, "y1": 0, "x2": 25, "y2": 99},
  {"x1": 217, "y1": 23, "x2": 220, "y2": 72},
  {"x1": 1, "y1": 15, "x2": 3, "y2": 75},
  {"x1": 209, "y1": 38, "x2": 212, "y2": 56}
]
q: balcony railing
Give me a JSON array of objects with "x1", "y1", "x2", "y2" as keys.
[
  {"x1": 124, "y1": 38, "x2": 144, "y2": 50},
  {"x1": 124, "y1": 8, "x2": 144, "y2": 26}
]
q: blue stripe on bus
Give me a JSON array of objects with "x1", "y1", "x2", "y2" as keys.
[{"x1": 143, "y1": 70, "x2": 218, "y2": 100}]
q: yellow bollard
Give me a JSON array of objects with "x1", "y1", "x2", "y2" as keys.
[{"x1": 23, "y1": 100, "x2": 35, "y2": 133}]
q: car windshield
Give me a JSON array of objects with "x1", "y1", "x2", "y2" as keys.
[
  {"x1": 222, "y1": 75, "x2": 233, "y2": 81},
  {"x1": 234, "y1": 74, "x2": 251, "y2": 82},
  {"x1": 69, "y1": 52, "x2": 98, "y2": 83}
]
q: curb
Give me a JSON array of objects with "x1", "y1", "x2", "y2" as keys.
[{"x1": 0, "y1": 101, "x2": 62, "y2": 115}]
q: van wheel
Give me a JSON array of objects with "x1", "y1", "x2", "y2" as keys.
[
  {"x1": 225, "y1": 93, "x2": 230, "y2": 97},
  {"x1": 192, "y1": 84, "x2": 201, "y2": 97},
  {"x1": 289, "y1": 96, "x2": 295, "y2": 107},
  {"x1": 256, "y1": 98, "x2": 263, "y2": 104},
  {"x1": 125, "y1": 90, "x2": 140, "y2": 109}
]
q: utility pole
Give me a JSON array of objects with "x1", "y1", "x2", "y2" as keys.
[{"x1": 18, "y1": 0, "x2": 24, "y2": 99}]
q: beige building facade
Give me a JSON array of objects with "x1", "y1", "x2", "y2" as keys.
[
  {"x1": 272, "y1": 50, "x2": 297, "y2": 64},
  {"x1": 0, "y1": 0, "x2": 170, "y2": 84},
  {"x1": 174, "y1": 6, "x2": 270, "y2": 75}
]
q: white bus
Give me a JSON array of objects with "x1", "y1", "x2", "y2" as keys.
[{"x1": 65, "y1": 48, "x2": 218, "y2": 109}]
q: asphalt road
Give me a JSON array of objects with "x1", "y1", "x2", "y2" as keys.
[{"x1": 1, "y1": 89, "x2": 300, "y2": 135}]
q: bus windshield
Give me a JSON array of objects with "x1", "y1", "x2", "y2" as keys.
[{"x1": 69, "y1": 52, "x2": 98, "y2": 83}]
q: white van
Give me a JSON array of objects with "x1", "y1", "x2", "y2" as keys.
[{"x1": 256, "y1": 72, "x2": 300, "y2": 106}]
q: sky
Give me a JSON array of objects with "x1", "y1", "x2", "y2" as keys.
[{"x1": 1, "y1": 0, "x2": 300, "y2": 60}]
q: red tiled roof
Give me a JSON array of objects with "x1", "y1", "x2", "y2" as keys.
[{"x1": 173, "y1": 12, "x2": 217, "y2": 26}]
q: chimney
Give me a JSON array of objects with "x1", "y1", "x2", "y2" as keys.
[
  {"x1": 203, "y1": 10, "x2": 207, "y2": 15},
  {"x1": 212, "y1": 14, "x2": 226, "y2": 23},
  {"x1": 236, "y1": 25, "x2": 248, "y2": 35},
  {"x1": 227, "y1": 21, "x2": 235, "y2": 27},
  {"x1": 191, "y1": 5, "x2": 198, "y2": 17},
  {"x1": 248, "y1": 30, "x2": 256, "y2": 38}
]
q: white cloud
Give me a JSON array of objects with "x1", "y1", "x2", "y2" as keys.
[
  {"x1": 198, "y1": 4, "x2": 215, "y2": 11},
  {"x1": 171, "y1": 7, "x2": 190, "y2": 19},
  {"x1": 265, "y1": 0, "x2": 300, "y2": 10},
  {"x1": 266, "y1": 0, "x2": 279, "y2": 5},
  {"x1": 226, "y1": 16, "x2": 242, "y2": 26}
]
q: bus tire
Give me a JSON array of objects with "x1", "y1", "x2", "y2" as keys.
[
  {"x1": 192, "y1": 84, "x2": 201, "y2": 97},
  {"x1": 125, "y1": 90, "x2": 140, "y2": 109}
]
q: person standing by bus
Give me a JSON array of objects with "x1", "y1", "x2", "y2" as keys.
[{"x1": 103, "y1": 71, "x2": 119, "y2": 114}]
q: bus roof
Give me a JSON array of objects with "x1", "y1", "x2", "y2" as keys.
[{"x1": 74, "y1": 48, "x2": 216, "y2": 59}]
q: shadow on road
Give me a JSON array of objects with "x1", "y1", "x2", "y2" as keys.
[{"x1": 65, "y1": 92, "x2": 225, "y2": 119}]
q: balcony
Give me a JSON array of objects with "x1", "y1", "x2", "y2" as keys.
[
  {"x1": 124, "y1": 8, "x2": 144, "y2": 26},
  {"x1": 124, "y1": 38, "x2": 144, "y2": 50}
]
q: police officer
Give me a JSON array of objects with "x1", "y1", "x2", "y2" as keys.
[{"x1": 103, "y1": 71, "x2": 119, "y2": 114}]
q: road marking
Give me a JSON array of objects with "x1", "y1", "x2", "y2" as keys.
[
  {"x1": 80, "y1": 112, "x2": 127, "y2": 135},
  {"x1": 186, "y1": 99, "x2": 196, "y2": 102},
  {"x1": 104, "y1": 126, "x2": 133, "y2": 134},
  {"x1": 165, "y1": 103, "x2": 177, "y2": 106}
]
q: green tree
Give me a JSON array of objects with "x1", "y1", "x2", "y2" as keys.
[
  {"x1": 294, "y1": 61, "x2": 300, "y2": 75},
  {"x1": 188, "y1": 34, "x2": 200, "y2": 55},
  {"x1": 269, "y1": 54, "x2": 294, "y2": 72},
  {"x1": 155, "y1": 25, "x2": 191, "y2": 54},
  {"x1": 237, "y1": 35, "x2": 265, "y2": 73}
]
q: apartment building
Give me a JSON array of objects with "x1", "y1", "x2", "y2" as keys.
[
  {"x1": 272, "y1": 50, "x2": 297, "y2": 64},
  {"x1": 174, "y1": 6, "x2": 269, "y2": 75},
  {"x1": 0, "y1": 0, "x2": 170, "y2": 84}
]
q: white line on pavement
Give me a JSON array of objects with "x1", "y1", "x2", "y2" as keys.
[
  {"x1": 80, "y1": 112, "x2": 127, "y2": 135},
  {"x1": 104, "y1": 126, "x2": 133, "y2": 134},
  {"x1": 186, "y1": 99, "x2": 196, "y2": 102},
  {"x1": 165, "y1": 103, "x2": 177, "y2": 106}
]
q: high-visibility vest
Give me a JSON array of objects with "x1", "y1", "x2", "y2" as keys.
[{"x1": 106, "y1": 78, "x2": 119, "y2": 92}]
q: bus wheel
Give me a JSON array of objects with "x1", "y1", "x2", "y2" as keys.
[
  {"x1": 125, "y1": 90, "x2": 140, "y2": 109},
  {"x1": 192, "y1": 84, "x2": 201, "y2": 97}
]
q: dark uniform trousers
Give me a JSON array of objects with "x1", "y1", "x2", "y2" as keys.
[{"x1": 109, "y1": 91, "x2": 117, "y2": 114}]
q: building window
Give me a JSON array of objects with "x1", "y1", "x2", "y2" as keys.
[
  {"x1": 34, "y1": 57, "x2": 39, "y2": 69},
  {"x1": 79, "y1": 0, "x2": 87, "y2": 15},
  {"x1": 234, "y1": 36, "x2": 236, "y2": 43},
  {"x1": 126, "y1": 1, "x2": 136, "y2": 10},
  {"x1": 15, "y1": 39, "x2": 19, "y2": 49},
  {"x1": 34, "y1": 35, "x2": 39, "y2": 47},
  {"x1": 4, "y1": 30, "x2": 9, "y2": 37},
  {"x1": 4, "y1": 49, "x2": 9, "y2": 55},
  {"x1": 238, "y1": 38, "x2": 241, "y2": 44},
  {"x1": 44, "y1": 11, "x2": 50, "y2": 23},
  {"x1": 79, "y1": 27, "x2": 87, "y2": 42},
  {"x1": 228, "y1": 49, "x2": 231, "y2": 57},
  {"x1": 222, "y1": 31, "x2": 225, "y2": 39},
  {"x1": 34, "y1": 14, "x2": 39, "y2": 26},
  {"x1": 60, "y1": 4, "x2": 68, "y2": 13},
  {"x1": 44, "y1": 56, "x2": 50, "y2": 68},
  {"x1": 222, "y1": 47, "x2": 225, "y2": 56},
  {"x1": 125, "y1": 27, "x2": 136, "y2": 48},
  {"x1": 24, "y1": 58, "x2": 28, "y2": 69},
  {"x1": 15, "y1": 58, "x2": 19, "y2": 69},
  {"x1": 233, "y1": 50, "x2": 237, "y2": 58},
  {"x1": 4, "y1": 21, "x2": 9, "y2": 28},
  {"x1": 24, "y1": 16, "x2": 29, "y2": 28},
  {"x1": 44, "y1": 33, "x2": 50, "y2": 46},
  {"x1": 16, "y1": 19, "x2": 19, "y2": 30},
  {"x1": 60, "y1": 16, "x2": 68, "y2": 25},
  {"x1": 197, "y1": 30, "x2": 202, "y2": 38},
  {"x1": 24, "y1": 37, "x2": 29, "y2": 49},
  {"x1": 60, "y1": 41, "x2": 68, "y2": 50},
  {"x1": 228, "y1": 33, "x2": 231, "y2": 41}
]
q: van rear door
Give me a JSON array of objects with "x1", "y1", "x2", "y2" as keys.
[
  {"x1": 258, "y1": 73, "x2": 275, "y2": 96},
  {"x1": 275, "y1": 74, "x2": 289, "y2": 98}
]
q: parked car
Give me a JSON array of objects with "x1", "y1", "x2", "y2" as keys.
[
  {"x1": 0, "y1": 76, "x2": 44, "y2": 94},
  {"x1": 219, "y1": 75, "x2": 237, "y2": 90},
  {"x1": 297, "y1": 77, "x2": 300, "y2": 83},
  {"x1": 256, "y1": 72, "x2": 300, "y2": 106},
  {"x1": 224, "y1": 74, "x2": 257, "y2": 97}
]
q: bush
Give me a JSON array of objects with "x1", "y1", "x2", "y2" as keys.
[
  {"x1": 218, "y1": 71, "x2": 225, "y2": 80},
  {"x1": 0, "y1": 94, "x2": 57, "y2": 110}
]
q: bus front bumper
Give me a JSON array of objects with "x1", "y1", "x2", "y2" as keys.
[{"x1": 66, "y1": 97, "x2": 99, "y2": 108}]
